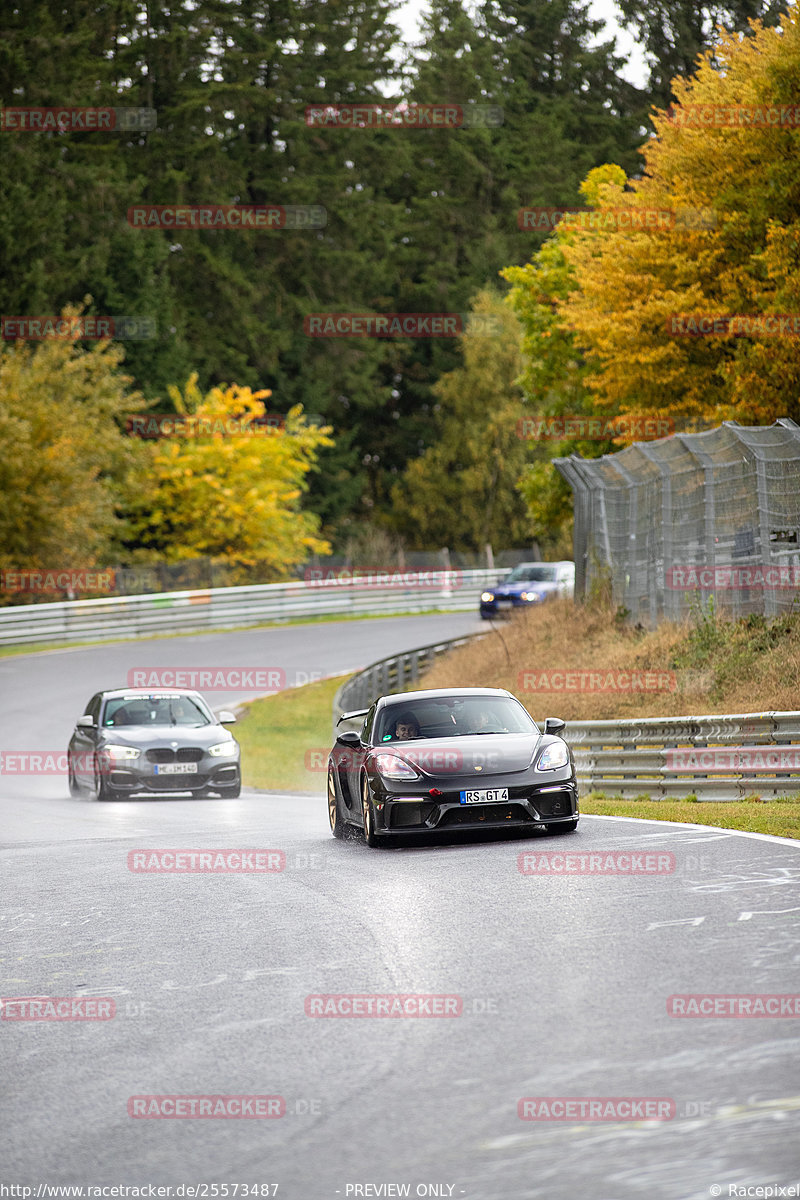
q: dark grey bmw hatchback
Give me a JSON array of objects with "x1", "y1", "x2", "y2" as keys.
[{"x1": 68, "y1": 687, "x2": 241, "y2": 800}]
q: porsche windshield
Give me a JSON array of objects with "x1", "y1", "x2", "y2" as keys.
[
  {"x1": 505, "y1": 565, "x2": 559, "y2": 583},
  {"x1": 102, "y1": 696, "x2": 211, "y2": 727},
  {"x1": 375, "y1": 697, "x2": 536, "y2": 743}
]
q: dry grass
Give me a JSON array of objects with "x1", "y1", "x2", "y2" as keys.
[{"x1": 421, "y1": 596, "x2": 800, "y2": 721}]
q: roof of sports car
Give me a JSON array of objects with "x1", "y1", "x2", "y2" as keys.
[{"x1": 377, "y1": 687, "x2": 514, "y2": 706}]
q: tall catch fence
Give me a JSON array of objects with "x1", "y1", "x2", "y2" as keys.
[{"x1": 554, "y1": 419, "x2": 800, "y2": 625}]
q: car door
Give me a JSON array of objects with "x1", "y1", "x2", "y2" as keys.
[
  {"x1": 342, "y1": 703, "x2": 374, "y2": 812},
  {"x1": 72, "y1": 693, "x2": 102, "y2": 785}
]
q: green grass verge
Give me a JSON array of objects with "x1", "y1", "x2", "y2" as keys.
[
  {"x1": 582, "y1": 793, "x2": 800, "y2": 840},
  {"x1": 236, "y1": 673, "x2": 349, "y2": 792}
]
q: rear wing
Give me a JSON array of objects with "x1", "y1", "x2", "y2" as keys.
[{"x1": 336, "y1": 709, "x2": 369, "y2": 726}]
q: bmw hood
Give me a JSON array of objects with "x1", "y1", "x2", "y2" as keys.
[{"x1": 97, "y1": 726, "x2": 232, "y2": 750}]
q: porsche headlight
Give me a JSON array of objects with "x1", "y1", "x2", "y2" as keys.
[
  {"x1": 374, "y1": 752, "x2": 420, "y2": 781},
  {"x1": 209, "y1": 741, "x2": 238, "y2": 757},
  {"x1": 481, "y1": 592, "x2": 495, "y2": 602},
  {"x1": 102, "y1": 744, "x2": 140, "y2": 761},
  {"x1": 536, "y1": 741, "x2": 569, "y2": 771}
]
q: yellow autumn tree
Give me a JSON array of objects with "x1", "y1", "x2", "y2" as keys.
[
  {"x1": 555, "y1": 7, "x2": 800, "y2": 431},
  {"x1": 0, "y1": 321, "x2": 145, "y2": 586},
  {"x1": 129, "y1": 375, "x2": 332, "y2": 579}
]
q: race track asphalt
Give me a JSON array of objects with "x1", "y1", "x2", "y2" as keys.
[{"x1": 2, "y1": 614, "x2": 799, "y2": 1198}]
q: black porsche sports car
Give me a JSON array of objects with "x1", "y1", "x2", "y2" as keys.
[
  {"x1": 327, "y1": 687, "x2": 578, "y2": 846},
  {"x1": 67, "y1": 688, "x2": 241, "y2": 800}
]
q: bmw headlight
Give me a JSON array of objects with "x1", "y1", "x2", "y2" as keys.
[
  {"x1": 102, "y1": 744, "x2": 140, "y2": 761},
  {"x1": 209, "y1": 741, "x2": 238, "y2": 757},
  {"x1": 481, "y1": 592, "x2": 495, "y2": 602},
  {"x1": 536, "y1": 741, "x2": 569, "y2": 771},
  {"x1": 373, "y1": 752, "x2": 420, "y2": 781}
]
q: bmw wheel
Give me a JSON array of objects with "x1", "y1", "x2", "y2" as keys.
[
  {"x1": 94, "y1": 757, "x2": 123, "y2": 802},
  {"x1": 216, "y1": 781, "x2": 242, "y2": 798},
  {"x1": 68, "y1": 755, "x2": 82, "y2": 797}
]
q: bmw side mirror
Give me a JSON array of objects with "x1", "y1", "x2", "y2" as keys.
[
  {"x1": 76, "y1": 715, "x2": 95, "y2": 729},
  {"x1": 544, "y1": 717, "x2": 565, "y2": 736},
  {"x1": 218, "y1": 711, "x2": 237, "y2": 724},
  {"x1": 336, "y1": 730, "x2": 361, "y2": 747}
]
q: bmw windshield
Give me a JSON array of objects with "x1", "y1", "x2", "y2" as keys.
[{"x1": 102, "y1": 695, "x2": 213, "y2": 728}]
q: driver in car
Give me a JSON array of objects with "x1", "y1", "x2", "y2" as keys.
[{"x1": 392, "y1": 713, "x2": 421, "y2": 740}]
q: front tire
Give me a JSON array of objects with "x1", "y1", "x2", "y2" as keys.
[
  {"x1": 68, "y1": 756, "x2": 82, "y2": 797},
  {"x1": 94, "y1": 758, "x2": 124, "y2": 802},
  {"x1": 328, "y1": 764, "x2": 346, "y2": 838},
  {"x1": 215, "y1": 781, "x2": 242, "y2": 798},
  {"x1": 362, "y1": 775, "x2": 385, "y2": 848}
]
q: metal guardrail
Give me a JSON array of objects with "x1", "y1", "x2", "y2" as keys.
[
  {"x1": 0, "y1": 569, "x2": 508, "y2": 647},
  {"x1": 564, "y1": 711, "x2": 800, "y2": 801},
  {"x1": 332, "y1": 640, "x2": 800, "y2": 799}
]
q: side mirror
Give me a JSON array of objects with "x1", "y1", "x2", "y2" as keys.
[
  {"x1": 76, "y1": 715, "x2": 95, "y2": 729},
  {"x1": 336, "y1": 730, "x2": 361, "y2": 747},
  {"x1": 218, "y1": 711, "x2": 237, "y2": 725},
  {"x1": 544, "y1": 717, "x2": 565, "y2": 736}
]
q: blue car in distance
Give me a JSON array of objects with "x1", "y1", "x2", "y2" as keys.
[{"x1": 480, "y1": 561, "x2": 575, "y2": 619}]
